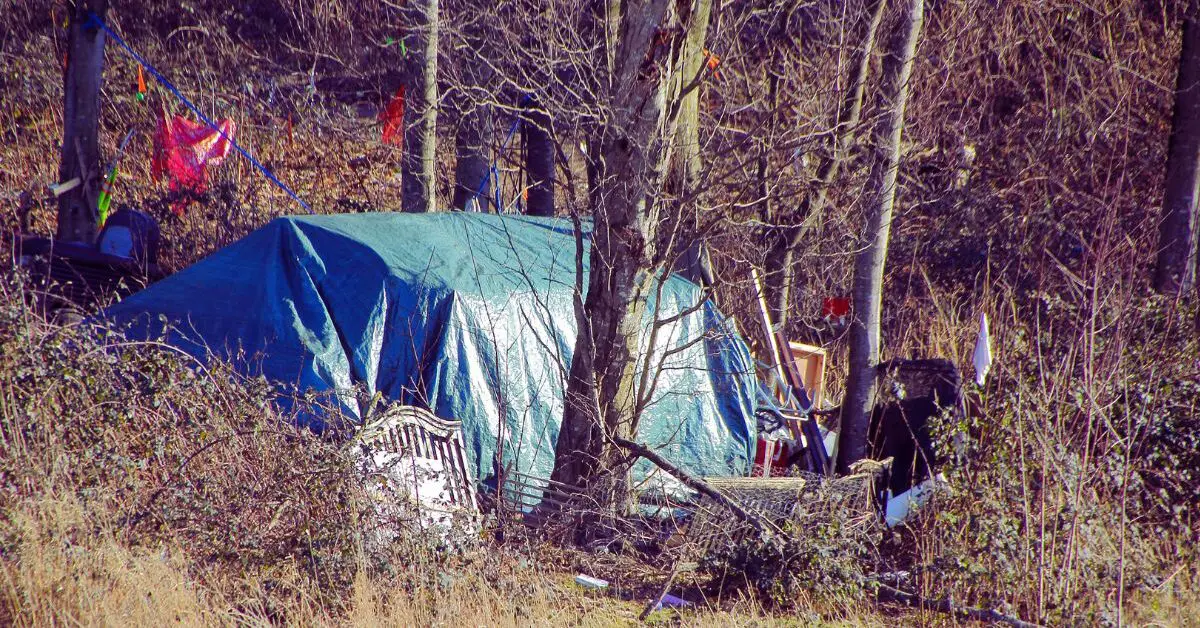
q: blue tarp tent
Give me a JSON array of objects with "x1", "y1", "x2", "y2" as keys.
[{"x1": 104, "y1": 213, "x2": 757, "y2": 490}]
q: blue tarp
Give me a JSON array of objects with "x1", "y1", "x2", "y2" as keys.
[{"x1": 104, "y1": 213, "x2": 757, "y2": 489}]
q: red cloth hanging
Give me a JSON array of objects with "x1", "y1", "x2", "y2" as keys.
[
  {"x1": 822, "y1": 297, "x2": 851, "y2": 323},
  {"x1": 151, "y1": 110, "x2": 236, "y2": 215},
  {"x1": 380, "y1": 85, "x2": 405, "y2": 146},
  {"x1": 703, "y1": 48, "x2": 722, "y2": 79}
]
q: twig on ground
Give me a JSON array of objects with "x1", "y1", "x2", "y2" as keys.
[
  {"x1": 875, "y1": 581, "x2": 1044, "y2": 628},
  {"x1": 638, "y1": 560, "x2": 686, "y2": 621}
]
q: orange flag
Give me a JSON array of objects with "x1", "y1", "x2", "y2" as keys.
[{"x1": 704, "y1": 49, "x2": 722, "y2": 79}]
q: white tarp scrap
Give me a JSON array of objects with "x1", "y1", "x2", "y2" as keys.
[{"x1": 973, "y1": 312, "x2": 992, "y2": 386}]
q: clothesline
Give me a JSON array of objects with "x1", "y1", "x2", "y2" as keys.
[{"x1": 85, "y1": 11, "x2": 314, "y2": 214}]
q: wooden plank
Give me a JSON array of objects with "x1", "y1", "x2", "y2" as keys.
[
  {"x1": 750, "y1": 267, "x2": 789, "y2": 388},
  {"x1": 787, "y1": 341, "x2": 827, "y2": 409},
  {"x1": 454, "y1": 434, "x2": 479, "y2": 510}
]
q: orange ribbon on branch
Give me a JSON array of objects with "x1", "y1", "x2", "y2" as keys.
[{"x1": 703, "y1": 49, "x2": 722, "y2": 79}]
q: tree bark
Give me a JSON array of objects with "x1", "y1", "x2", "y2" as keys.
[
  {"x1": 551, "y1": 0, "x2": 674, "y2": 503},
  {"x1": 1154, "y1": 9, "x2": 1200, "y2": 295},
  {"x1": 671, "y1": 0, "x2": 714, "y2": 286},
  {"x1": 452, "y1": 104, "x2": 492, "y2": 211},
  {"x1": 449, "y1": 10, "x2": 493, "y2": 212},
  {"x1": 522, "y1": 95, "x2": 556, "y2": 217},
  {"x1": 763, "y1": 0, "x2": 887, "y2": 326},
  {"x1": 401, "y1": 0, "x2": 439, "y2": 214},
  {"x1": 836, "y1": 0, "x2": 924, "y2": 475},
  {"x1": 56, "y1": 0, "x2": 108, "y2": 244}
]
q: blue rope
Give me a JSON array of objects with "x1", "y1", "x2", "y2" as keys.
[
  {"x1": 469, "y1": 113, "x2": 522, "y2": 212},
  {"x1": 85, "y1": 12, "x2": 314, "y2": 214},
  {"x1": 490, "y1": 164, "x2": 502, "y2": 212},
  {"x1": 468, "y1": 94, "x2": 535, "y2": 213}
]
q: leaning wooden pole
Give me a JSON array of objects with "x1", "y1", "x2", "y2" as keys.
[
  {"x1": 837, "y1": 0, "x2": 925, "y2": 475},
  {"x1": 56, "y1": 0, "x2": 109, "y2": 244},
  {"x1": 611, "y1": 435, "x2": 771, "y2": 536}
]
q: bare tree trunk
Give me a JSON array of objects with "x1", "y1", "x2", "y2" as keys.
[
  {"x1": 551, "y1": 0, "x2": 674, "y2": 504},
  {"x1": 56, "y1": 0, "x2": 108, "y2": 244},
  {"x1": 837, "y1": 0, "x2": 924, "y2": 475},
  {"x1": 452, "y1": 105, "x2": 492, "y2": 211},
  {"x1": 763, "y1": 0, "x2": 887, "y2": 326},
  {"x1": 402, "y1": 0, "x2": 439, "y2": 213},
  {"x1": 671, "y1": 0, "x2": 714, "y2": 286},
  {"x1": 449, "y1": 11, "x2": 493, "y2": 212},
  {"x1": 1154, "y1": 9, "x2": 1200, "y2": 295},
  {"x1": 523, "y1": 95, "x2": 556, "y2": 217}
]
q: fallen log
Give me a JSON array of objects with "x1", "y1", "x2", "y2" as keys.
[{"x1": 610, "y1": 435, "x2": 774, "y2": 537}]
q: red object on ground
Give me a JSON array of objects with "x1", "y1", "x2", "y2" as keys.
[
  {"x1": 822, "y1": 297, "x2": 851, "y2": 321},
  {"x1": 753, "y1": 438, "x2": 794, "y2": 477},
  {"x1": 380, "y1": 85, "x2": 405, "y2": 146},
  {"x1": 151, "y1": 110, "x2": 235, "y2": 215}
]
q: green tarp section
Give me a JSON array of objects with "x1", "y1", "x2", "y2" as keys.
[{"x1": 104, "y1": 213, "x2": 757, "y2": 491}]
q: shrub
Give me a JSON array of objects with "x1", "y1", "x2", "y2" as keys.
[{"x1": 0, "y1": 273, "x2": 370, "y2": 615}]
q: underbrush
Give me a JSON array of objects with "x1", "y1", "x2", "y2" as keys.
[
  {"x1": 0, "y1": 275, "x2": 578, "y2": 625},
  {"x1": 0, "y1": 271, "x2": 361, "y2": 622},
  {"x1": 877, "y1": 239, "x2": 1200, "y2": 624},
  {"x1": 0, "y1": 275, "x2": 860, "y2": 626}
]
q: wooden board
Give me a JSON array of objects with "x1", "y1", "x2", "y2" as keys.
[{"x1": 786, "y1": 341, "x2": 827, "y2": 409}]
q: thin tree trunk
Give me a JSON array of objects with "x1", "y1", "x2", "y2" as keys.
[
  {"x1": 763, "y1": 0, "x2": 887, "y2": 326},
  {"x1": 523, "y1": 95, "x2": 556, "y2": 217},
  {"x1": 837, "y1": 0, "x2": 924, "y2": 475},
  {"x1": 401, "y1": 0, "x2": 439, "y2": 213},
  {"x1": 56, "y1": 0, "x2": 108, "y2": 244},
  {"x1": 756, "y1": 69, "x2": 779, "y2": 225},
  {"x1": 1154, "y1": 9, "x2": 1200, "y2": 294},
  {"x1": 672, "y1": 0, "x2": 714, "y2": 286},
  {"x1": 453, "y1": 105, "x2": 492, "y2": 211}
]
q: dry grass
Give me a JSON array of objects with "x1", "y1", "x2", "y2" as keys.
[
  {"x1": 0, "y1": 492, "x2": 891, "y2": 627},
  {"x1": 1, "y1": 494, "x2": 577, "y2": 627},
  {"x1": 2, "y1": 497, "x2": 220, "y2": 627}
]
